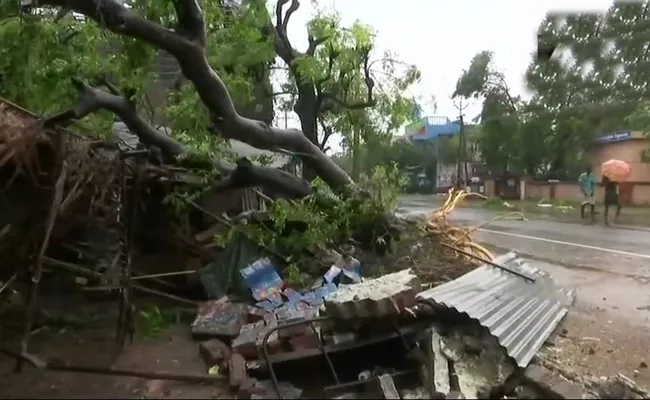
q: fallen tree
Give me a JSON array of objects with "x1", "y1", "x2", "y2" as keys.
[
  {"x1": 44, "y1": 75, "x2": 313, "y2": 199},
  {"x1": 0, "y1": 0, "x2": 492, "y2": 378},
  {"x1": 34, "y1": 0, "x2": 353, "y2": 193}
]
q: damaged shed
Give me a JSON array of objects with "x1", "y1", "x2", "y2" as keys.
[{"x1": 417, "y1": 252, "x2": 576, "y2": 368}]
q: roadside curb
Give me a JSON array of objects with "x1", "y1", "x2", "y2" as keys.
[{"x1": 455, "y1": 205, "x2": 650, "y2": 232}]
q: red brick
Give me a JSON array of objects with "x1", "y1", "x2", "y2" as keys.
[
  {"x1": 232, "y1": 321, "x2": 264, "y2": 359},
  {"x1": 228, "y1": 353, "x2": 248, "y2": 389},
  {"x1": 289, "y1": 332, "x2": 320, "y2": 351},
  {"x1": 198, "y1": 339, "x2": 231, "y2": 367},
  {"x1": 247, "y1": 306, "x2": 268, "y2": 323},
  {"x1": 141, "y1": 380, "x2": 170, "y2": 398}
]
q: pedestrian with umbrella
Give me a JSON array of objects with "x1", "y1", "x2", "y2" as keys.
[{"x1": 600, "y1": 159, "x2": 631, "y2": 226}]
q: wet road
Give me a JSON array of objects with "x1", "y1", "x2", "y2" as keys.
[{"x1": 398, "y1": 196, "x2": 650, "y2": 279}]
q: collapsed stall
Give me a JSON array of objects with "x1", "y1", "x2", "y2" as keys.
[
  {"x1": 0, "y1": 92, "x2": 488, "y2": 396},
  {"x1": 3, "y1": 93, "x2": 650, "y2": 399}
]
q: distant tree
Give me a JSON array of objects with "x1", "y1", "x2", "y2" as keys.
[
  {"x1": 273, "y1": 0, "x2": 420, "y2": 178},
  {"x1": 454, "y1": 51, "x2": 523, "y2": 174}
]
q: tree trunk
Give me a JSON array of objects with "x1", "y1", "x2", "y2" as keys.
[
  {"x1": 295, "y1": 97, "x2": 320, "y2": 182},
  {"x1": 351, "y1": 126, "x2": 361, "y2": 181},
  {"x1": 46, "y1": 77, "x2": 314, "y2": 199}
]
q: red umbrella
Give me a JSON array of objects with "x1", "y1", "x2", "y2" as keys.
[{"x1": 601, "y1": 159, "x2": 631, "y2": 182}]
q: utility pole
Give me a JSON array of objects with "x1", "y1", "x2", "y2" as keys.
[
  {"x1": 453, "y1": 99, "x2": 469, "y2": 189},
  {"x1": 284, "y1": 109, "x2": 288, "y2": 129}
]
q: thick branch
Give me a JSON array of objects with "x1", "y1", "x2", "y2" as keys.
[
  {"x1": 38, "y1": 0, "x2": 193, "y2": 57},
  {"x1": 318, "y1": 118, "x2": 333, "y2": 151},
  {"x1": 172, "y1": 0, "x2": 206, "y2": 46},
  {"x1": 45, "y1": 77, "x2": 186, "y2": 160},
  {"x1": 213, "y1": 158, "x2": 312, "y2": 199},
  {"x1": 37, "y1": 0, "x2": 353, "y2": 191},
  {"x1": 321, "y1": 49, "x2": 375, "y2": 111},
  {"x1": 46, "y1": 79, "x2": 313, "y2": 199},
  {"x1": 306, "y1": 35, "x2": 328, "y2": 56},
  {"x1": 274, "y1": 1, "x2": 329, "y2": 63},
  {"x1": 274, "y1": 0, "x2": 299, "y2": 62}
]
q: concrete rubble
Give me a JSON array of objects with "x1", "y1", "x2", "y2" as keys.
[{"x1": 186, "y1": 252, "x2": 649, "y2": 399}]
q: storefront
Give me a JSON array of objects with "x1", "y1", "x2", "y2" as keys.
[{"x1": 590, "y1": 130, "x2": 650, "y2": 204}]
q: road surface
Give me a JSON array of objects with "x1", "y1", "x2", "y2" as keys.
[
  {"x1": 399, "y1": 195, "x2": 650, "y2": 385},
  {"x1": 398, "y1": 196, "x2": 650, "y2": 279}
]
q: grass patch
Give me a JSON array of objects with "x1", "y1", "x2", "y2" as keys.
[
  {"x1": 137, "y1": 305, "x2": 182, "y2": 339},
  {"x1": 481, "y1": 197, "x2": 506, "y2": 210}
]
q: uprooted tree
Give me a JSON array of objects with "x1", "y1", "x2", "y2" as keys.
[
  {"x1": 0, "y1": 3, "x2": 491, "y2": 371},
  {"x1": 7, "y1": 0, "x2": 422, "y2": 194},
  {"x1": 0, "y1": 0, "x2": 432, "y2": 269}
]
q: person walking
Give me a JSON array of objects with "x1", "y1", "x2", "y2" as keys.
[
  {"x1": 578, "y1": 166, "x2": 596, "y2": 223},
  {"x1": 602, "y1": 175, "x2": 621, "y2": 226}
]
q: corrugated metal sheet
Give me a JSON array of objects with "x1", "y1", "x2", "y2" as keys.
[{"x1": 417, "y1": 252, "x2": 575, "y2": 368}]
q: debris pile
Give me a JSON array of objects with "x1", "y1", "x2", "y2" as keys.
[
  {"x1": 1, "y1": 99, "x2": 648, "y2": 399},
  {"x1": 146, "y1": 249, "x2": 591, "y2": 399},
  {"x1": 161, "y1": 248, "x2": 650, "y2": 399}
]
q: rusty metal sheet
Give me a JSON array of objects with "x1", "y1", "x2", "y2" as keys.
[{"x1": 417, "y1": 252, "x2": 574, "y2": 368}]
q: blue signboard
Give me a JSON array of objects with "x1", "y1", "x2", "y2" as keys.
[
  {"x1": 408, "y1": 116, "x2": 461, "y2": 141},
  {"x1": 595, "y1": 130, "x2": 632, "y2": 144}
]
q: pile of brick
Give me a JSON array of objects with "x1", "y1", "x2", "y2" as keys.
[{"x1": 188, "y1": 269, "x2": 423, "y2": 399}]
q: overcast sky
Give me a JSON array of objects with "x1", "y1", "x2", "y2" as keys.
[{"x1": 273, "y1": 0, "x2": 613, "y2": 154}]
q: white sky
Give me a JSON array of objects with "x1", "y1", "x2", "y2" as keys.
[{"x1": 272, "y1": 0, "x2": 613, "y2": 154}]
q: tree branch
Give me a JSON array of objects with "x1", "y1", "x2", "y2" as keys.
[
  {"x1": 274, "y1": 0, "x2": 299, "y2": 62},
  {"x1": 213, "y1": 158, "x2": 312, "y2": 199},
  {"x1": 315, "y1": 44, "x2": 338, "y2": 94},
  {"x1": 44, "y1": 78, "x2": 313, "y2": 199},
  {"x1": 306, "y1": 35, "x2": 329, "y2": 56},
  {"x1": 44, "y1": 77, "x2": 186, "y2": 160},
  {"x1": 171, "y1": 0, "x2": 206, "y2": 46},
  {"x1": 318, "y1": 118, "x2": 334, "y2": 151},
  {"x1": 40, "y1": 0, "x2": 193, "y2": 57},
  {"x1": 33, "y1": 0, "x2": 353, "y2": 192},
  {"x1": 321, "y1": 48, "x2": 375, "y2": 111}
]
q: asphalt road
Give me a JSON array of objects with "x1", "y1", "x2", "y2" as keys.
[{"x1": 398, "y1": 196, "x2": 650, "y2": 279}]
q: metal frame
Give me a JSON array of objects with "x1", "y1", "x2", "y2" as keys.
[
  {"x1": 259, "y1": 315, "x2": 432, "y2": 398},
  {"x1": 260, "y1": 316, "x2": 339, "y2": 398}
]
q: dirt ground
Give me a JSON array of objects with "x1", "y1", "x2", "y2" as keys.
[
  {"x1": 535, "y1": 260, "x2": 650, "y2": 390},
  {"x1": 0, "y1": 298, "x2": 229, "y2": 399},
  {"x1": 2, "y1": 259, "x2": 650, "y2": 399},
  {"x1": 543, "y1": 310, "x2": 650, "y2": 387},
  {"x1": 3, "y1": 307, "x2": 648, "y2": 399}
]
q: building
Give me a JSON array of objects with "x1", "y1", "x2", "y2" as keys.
[
  {"x1": 589, "y1": 130, "x2": 650, "y2": 204},
  {"x1": 403, "y1": 116, "x2": 461, "y2": 142},
  {"x1": 400, "y1": 117, "x2": 489, "y2": 191},
  {"x1": 497, "y1": 129, "x2": 650, "y2": 205},
  {"x1": 401, "y1": 116, "x2": 460, "y2": 190}
]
